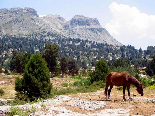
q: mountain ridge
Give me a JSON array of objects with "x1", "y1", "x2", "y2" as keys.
[{"x1": 0, "y1": 7, "x2": 122, "y2": 46}]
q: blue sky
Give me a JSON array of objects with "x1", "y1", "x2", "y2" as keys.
[{"x1": 1, "y1": 0, "x2": 155, "y2": 50}]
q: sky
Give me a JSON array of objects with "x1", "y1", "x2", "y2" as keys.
[{"x1": 1, "y1": 0, "x2": 155, "y2": 50}]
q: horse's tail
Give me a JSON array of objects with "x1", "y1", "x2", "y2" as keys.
[
  {"x1": 105, "y1": 72, "x2": 113, "y2": 83},
  {"x1": 104, "y1": 72, "x2": 113, "y2": 95}
]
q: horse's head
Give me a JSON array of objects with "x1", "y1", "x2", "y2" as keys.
[{"x1": 137, "y1": 83, "x2": 143, "y2": 96}]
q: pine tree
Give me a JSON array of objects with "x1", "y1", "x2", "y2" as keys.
[
  {"x1": 42, "y1": 44, "x2": 59, "y2": 78},
  {"x1": 15, "y1": 54, "x2": 52, "y2": 101},
  {"x1": 60, "y1": 56, "x2": 68, "y2": 78},
  {"x1": 68, "y1": 59, "x2": 79, "y2": 76}
]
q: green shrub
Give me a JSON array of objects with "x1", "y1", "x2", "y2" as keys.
[
  {"x1": 15, "y1": 54, "x2": 52, "y2": 101},
  {"x1": 71, "y1": 76, "x2": 81, "y2": 80},
  {"x1": 8, "y1": 106, "x2": 36, "y2": 116},
  {"x1": 88, "y1": 59, "x2": 109, "y2": 84},
  {"x1": 140, "y1": 78, "x2": 154, "y2": 87},
  {"x1": 61, "y1": 83, "x2": 72, "y2": 87},
  {"x1": 149, "y1": 84, "x2": 155, "y2": 89},
  {"x1": 73, "y1": 77, "x2": 90, "y2": 86},
  {"x1": 11, "y1": 99, "x2": 27, "y2": 106},
  {"x1": 91, "y1": 81, "x2": 106, "y2": 88},
  {"x1": 8, "y1": 108, "x2": 29, "y2": 116},
  {"x1": 0, "y1": 88, "x2": 4, "y2": 96}
]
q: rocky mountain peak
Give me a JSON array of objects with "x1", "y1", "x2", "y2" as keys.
[
  {"x1": 70, "y1": 15, "x2": 100, "y2": 27},
  {"x1": 23, "y1": 7, "x2": 38, "y2": 16},
  {"x1": 0, "y1": 7, "x2": 122, "y2": 46},
  {"x1": 0, "y1": 7, "x2": 38, "y2": 17},
  {"x1": 43, "y1": 15, "x2": 66, "y2": 22}
]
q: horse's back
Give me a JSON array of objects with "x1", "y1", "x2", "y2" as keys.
[{"x1": 106, "y1": 72, "x2": 129, "y2": 86}]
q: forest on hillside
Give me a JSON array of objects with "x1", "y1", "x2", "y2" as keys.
[{"x1": 1, "y1": 34, "x2": 155, "y2": 69}]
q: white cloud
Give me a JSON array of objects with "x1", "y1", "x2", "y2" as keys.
[{"x1": 105, "y1": 2, "x2": 155, "y2": 49}]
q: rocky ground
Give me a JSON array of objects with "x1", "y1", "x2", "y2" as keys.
[{"x1": 0, "y1": 89, "x2": 155, "y2": 116}]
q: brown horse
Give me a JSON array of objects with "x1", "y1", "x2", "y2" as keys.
[{"x1": 104, "y1": 71, "x2": 143, "y2": 101}]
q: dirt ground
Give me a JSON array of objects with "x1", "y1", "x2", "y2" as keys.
[
  {"x1": 50, "y1": 77, "x2": 155, "y2": 116},
  {"x1": 66, "y1": 88, "x2": 155, "y2": 116},
  {"x1": 0, "y1": 75, "x2": 155, "y2": 115}
]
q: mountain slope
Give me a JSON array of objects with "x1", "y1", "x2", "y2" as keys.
[{"x1": 0, "y1": 7, "x2": 122, "y2": 46}]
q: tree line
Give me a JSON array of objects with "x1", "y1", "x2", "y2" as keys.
[
  {"x1": 2, "y1": 35, "x2": 155, "y2": 69},
  {"x1": 10, "y1": 44, "x2": 79, "y2": 78}
]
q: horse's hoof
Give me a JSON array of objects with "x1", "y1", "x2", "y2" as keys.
[{"x1": 104, "y1": 98, "x2": 111, "y2": 101}]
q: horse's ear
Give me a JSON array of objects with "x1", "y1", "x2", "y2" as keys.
[{"x1": 139, "y1": 83, "x2": 143, "y2": 87}]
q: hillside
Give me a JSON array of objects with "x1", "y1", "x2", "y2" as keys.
[
  {"x1": 0, "y1": 35, "x2": 151, "y2": 68},
  {"x1": 0, "y1": 7, "x2": 122, "y2": 46}
]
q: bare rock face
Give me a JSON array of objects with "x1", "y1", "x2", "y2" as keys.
[
  {"x1": 69, "y1": 15, "x2": 100, "y2": 27},
  {"x1": 61, "y1": 15, "x2": 122, "y2": 46},
  {"x1": 0, "y1": 7, "x2": 122, "y2": 46}
]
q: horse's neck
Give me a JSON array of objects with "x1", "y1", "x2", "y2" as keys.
[{"x1": 130, "y1": 77, "x2": 140, "y2": 88}]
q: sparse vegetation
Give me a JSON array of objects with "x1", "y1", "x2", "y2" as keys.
[
  {"x1": 0, "y1": 88, "x2": 4, "y2": 96},
  {"x1": 8, "y1": 106, "x2": 36, "y2": 116},
  {"x1": 52, "y1": 80, "x2": 105, "y2": 96},
  {"x1": 149, "y1": 84, "x2": 155, "y2": 89},
  {"x1": 8, "y1": 107, "x2": 29, "y2": 116}
]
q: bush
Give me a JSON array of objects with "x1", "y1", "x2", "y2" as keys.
[
  {"x1": 88, "y1": 59, "x2": 109, "y2": 84},
  {"x1": 73, "y1": 77, "x2": 90, "y2": 86},
  {"x1": 15, "y1": 54, "x2": 52, "y2": 101},
  {"x1": 149, "y1": 84, "x2": 155, "y2": 89},
  {"x1": 8, "y1": 108, "x2": 29, "y2": 116},
  {"x1": 90, "y1": 81, "x2": 106, "y2": 88},
  {"x1": 8, "y1": 106, "x2": 36, "y2": 116},
  {"x1": 0, "y1": 88, "x2": 4, "y2": 96},
  {"x1": 140, "y1": 78, "x2": 154, "y2": 87},
  {"x1": 61, "y1": 83, "x2": 72, "y2": 87}
]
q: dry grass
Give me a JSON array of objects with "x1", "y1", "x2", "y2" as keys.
[
  {"x1": 0, "y1": 74, "x2": 17, "y2": 99},
  {"x1": 0, "y1": 85, "x2": 16, "y2": 99}
]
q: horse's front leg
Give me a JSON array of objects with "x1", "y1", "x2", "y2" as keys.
[
  {"x1": 123, "y1": 86, "x2": 126, "y2": 101},
  {"x1": 127, "y1": 86, "x2": 132, "y2": 100}
]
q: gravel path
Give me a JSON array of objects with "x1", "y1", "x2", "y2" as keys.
[
  {"x1": 0, "y1": 95, "x2": 155, "y2": 116},
  {"x1": 0, "y1": 95, "x2": 130, "y2": 116}
]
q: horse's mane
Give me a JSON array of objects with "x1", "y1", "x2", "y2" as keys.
[
  {"x1": 129, "y1": 74, "x2": 141, "y2": 87},
  {"x1": 121, "y1": 71, "x2": 141, "y2": 87}
]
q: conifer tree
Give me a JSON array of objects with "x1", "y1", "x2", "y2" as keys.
[
  {"x1": 15, "y1": 54, "x2": 52, "y2": 101},
  {"x1": 60, "y1": 56, "x2": 68, "y2": 78},
  {"x1": 42, "y1": 44, "x2": 59, "y2": 78}
]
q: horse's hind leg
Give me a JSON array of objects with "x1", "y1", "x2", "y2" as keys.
[
  {"x1": 104, "y1": 86, "x2": 108, "y2": 100},
  {"x1": 108, "y1": 85, "x2": 113, "y2": 100},
  {"x1": 123, "y1": 86, "x2": 126, "y2": 101}
]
